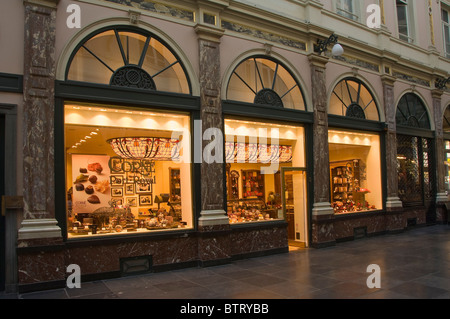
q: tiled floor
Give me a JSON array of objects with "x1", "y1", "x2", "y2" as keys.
[{"x1": 2, "y1": 224, "x2": 449, "y2": 299}]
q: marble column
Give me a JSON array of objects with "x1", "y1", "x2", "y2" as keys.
[
  {"x1": 17, "y1": 0, "x2": 65, "y2": 288},
  {"x1": 308, "y1": 53, "x2": 335, "y2": 247},
  {"x1": 381, "y1": 75, "x2": 404, "y2": 231},
  {"x1": 432, "y1": 89, "x2": 448, "y2": 223},
  {"x1": 19, "y1": 0, "x2": 62, "y2": 241},
  {"x1": 382, "y1": 75, "x2": 403, "y2": 209},
  {"x1": 194, "y1": 24, "x2": 230, "y2": 265}
]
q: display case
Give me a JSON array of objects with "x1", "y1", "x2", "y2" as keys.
[{"x1": 227, "y1": 198, "x2": 279, "y2": 223}]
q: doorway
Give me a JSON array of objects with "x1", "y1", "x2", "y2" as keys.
[{"x1": 281, "y1": 168, "x2": 308, "y2": 248}]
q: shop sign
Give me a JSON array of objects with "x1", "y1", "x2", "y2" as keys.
[{"x1": 109, "y1": 156, "x2": 156, "y2": 184}]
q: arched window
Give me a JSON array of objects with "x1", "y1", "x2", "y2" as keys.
[
  {"x1": 443, "y1": 104, "x2": 450, "y2": 133},
  {"x1": 396, "y1": 93, "x2": 430, "y2": 129},
  {"x1": 226, "y1": 56, "x2": 306, "y2": 110},
  {"x1": 396, "y1": 93, "x2": 434, "y2": 207},
  {"x1": 329, "y1": 78, "x2": 379, "y2": 121},
  {"x1": 66, "y1": 27, "x2": 191, "y2": 94}
]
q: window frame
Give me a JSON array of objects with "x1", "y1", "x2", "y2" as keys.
[
  {"x1": 396, "y1": 0, "x2": 415, "y2": 43},
  {"x1": 336, "y1": 0, "x2": 359, "y2": 21},
  {"x1": 64, "y1": 25, "x2": 193, "y2": 96},
  {"x1": 442, "y1": 6, "x2": 450, "y2": 58}
]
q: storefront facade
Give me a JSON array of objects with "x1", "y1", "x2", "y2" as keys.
[{"x1": 1, "y1": 0, "x2": 450, "y2": 292}]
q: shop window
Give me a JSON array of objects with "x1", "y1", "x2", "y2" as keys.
[
  {"x1": 66, "y1": 27, "x2": 190, "y2": 94},
  {"x1": 224, "y1": 119, "x2": 306, "y2": 224},
  {"x1": 396, "y1": 93, "x2": 434, "y2": 206},
  {"x1": 445, "y1": 141, "x2": 450, "y2": 194},
  {"x1": 329, "y1": 78, "x2": 379, "y2": 121},
  {"x1": 444, "y1": 105, "x2": 450, "y2": 194},
  {"x1": 226, "y1": 57, "x2": 306, "y2": 110},
  {"x1": 329, "y1": 129, "x2": 382, "y2": 214},
  {"x1": 64, "y1": 103, "x2": 192, "y2": 237}
]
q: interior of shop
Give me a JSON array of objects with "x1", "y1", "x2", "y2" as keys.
[
  {"x1": 64, "y1": 103, "x2": 192, "y2": 237},
  {"x1": 224, "y1": 118, "x2": 309, "y2": 246},
  {"x1": 328, "y1": 129, "x2": 382, "y2": 214}
]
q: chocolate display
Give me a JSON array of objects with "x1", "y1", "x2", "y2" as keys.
[
  {"x1": 227, "y1": 199, "x2": 278, "y2": 224},
  {"x1": 87, "y1": 195, "x2": 100, "y2": 204},
  {"x1": 85, "y1": 185, "x2": 94, "y2": 194}
]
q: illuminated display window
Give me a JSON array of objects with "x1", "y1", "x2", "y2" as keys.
[
  {"x1": 224, "y1": 118, "x2": 306, "y2": 227},
  {"x1": 64, "y1": 103, "x2": 192, "y2": 237},
  {"x1": 328, "y1": 129, "x2": 382, "y2": 214}
]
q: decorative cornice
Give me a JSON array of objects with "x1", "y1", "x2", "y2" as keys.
[
  {"x1": 194, "y1": 23, "x2": 225, "y2": 43},
  {"x1": 23, "y1": 0, "x2": 59, "y2": 8}
]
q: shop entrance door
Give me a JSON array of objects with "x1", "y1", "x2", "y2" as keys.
[
  {"x1": 0, "y1": 114, "x2": 5, "y2": 291},
  {"x1": 281, "y1": 168, "x2": 308, "y2": 248}
]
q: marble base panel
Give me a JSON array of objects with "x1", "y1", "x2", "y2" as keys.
[
  {"x1": 333, "y1": 212, "x2": 387, "y2": 241},
  {"x1": 403, "y1": 207, "x2": 427, "y2": 226},
  {"x1": 435, "y1": 203, "x2": 449, "y2": 224},
  {"x1": 311, "y1": 214, "x2": 335, "y2": 248},
  {"x1": 230, "y1": 223, "x2": 288, "y2": 256},
  {"x1": 198, "y1": 224, "x2": 232, "y2": 265}
]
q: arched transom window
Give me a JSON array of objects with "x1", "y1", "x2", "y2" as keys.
[
  {"x1": 443, "y1": 104, "x2": 450, "y2": 133},
  {"x1": 226, "y1": 56, "x2": 306, "y2": 110},
  {"x1": 66, "y1": 27, "x2": 191, "y2": 94},
  {"x1": 396, "y1": 93, "x2": 430, "y2": 129},
  {"x1": 329, "y1": 78, "x2": 379, "y2": 121}
]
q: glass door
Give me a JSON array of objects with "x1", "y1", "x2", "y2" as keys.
[{"x1": 281, "y1": 168, "x2": 308, "y2": 248}]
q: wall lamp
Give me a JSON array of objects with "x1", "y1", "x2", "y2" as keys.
[
  {"x1": 314, "y1": 33, "x2": 344, "y2": 57},
  {"x1": 435, "y1": 77, "x2": 450, "y2": 90}
]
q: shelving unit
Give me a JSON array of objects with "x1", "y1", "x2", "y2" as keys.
[
  {"x1": 242, "y1": 170, "x2": 265, "y2": 199},
  {"x1": 330, "y1": 159, "x2": 360, "y2": 203}
]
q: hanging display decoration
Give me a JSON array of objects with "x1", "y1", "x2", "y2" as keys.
[
  {"x1": 107, "y1": 137, "x2": 180, "y2": 161},
  {"x1": 225, "y1": 142, "x2": 292, "y2": 163}
]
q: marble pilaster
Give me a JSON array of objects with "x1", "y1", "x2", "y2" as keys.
[
  {"x1": 308, "y1": 53, "x2": 335, "y2": 247},
  {"x1": 195, "y1": 23, "x2": 230, "y2": 264},
  {"x1": 19, "y1": 1, "x2": 62, "y2": 236},
  {"x1": 382, "y1": 75, "x2": 403, "y2": 211}
]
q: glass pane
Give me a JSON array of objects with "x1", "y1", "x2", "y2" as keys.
[
  {"x1": 225, "y1": 119, "x2": 305, "y2": 225},
  {"x1": 67, "y1": 29, "x2": 190, "y2": 94},
  {"x1": 396, "y1": 94, "x2": 430, "y2": 129},
  {"x1": 226, "y1": 57, "x2": 305, "y2": 110},
  {"x1": 329, "y1": 79, "x2": 379, "y2": 121},
  {"x1": 329, "y1": 129, "x2": 382, "y2": 214},
  {"x1": 397, "y1": 135, "x2": 423, "y2": 204},
  {"x1": 397, "y1": 5, "x2": 409, "y2": 37},
  {"x1": 64, "y1": 103, "x2": 192, "y2": 238}
]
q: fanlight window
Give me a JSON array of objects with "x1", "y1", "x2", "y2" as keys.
[
  {"x1": 329, "y1": 78, "x2": 379, "y2": 121},
  {"x1": 66, "y1": 27, "x2": 190, "y2": 94},
  {"x1": 443, "y1": 105, "x2": 450, "y2": 133},
  {"x1": 396, "y1": 93, "x2": 430, "y2": 129},
  {"x1": 226, "y1": 57, "x2": 306, "y2": 110}
]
